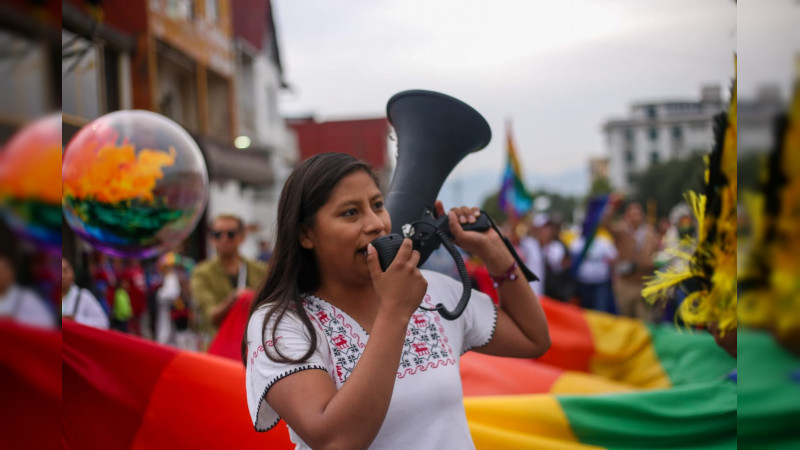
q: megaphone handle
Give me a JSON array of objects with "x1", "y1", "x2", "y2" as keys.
[
  {"x1": 460, "y1": 213, "x2": 491, "y2": 233},
  {"x1": 434, "y1": 210, "x2": 539, "y2": 282}
]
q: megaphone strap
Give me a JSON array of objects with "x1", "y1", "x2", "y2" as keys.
[{"x1": 481, "y1": 212, "x2": 539, "y2": 283}]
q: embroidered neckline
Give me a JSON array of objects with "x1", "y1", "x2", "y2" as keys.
[{"x1": 306, "y1": 294, "x2": 370, "y2": 336}]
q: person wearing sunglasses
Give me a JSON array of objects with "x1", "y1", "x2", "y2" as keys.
[{"x1": 190, "y1": 214, "x2": 267, "y2": 341}]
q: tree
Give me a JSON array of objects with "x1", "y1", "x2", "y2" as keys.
[
  {"x1": 481, "y1": 191, "x2": 511, "y2": 224},
  {"x1": 480, "y1": 189, "x2": 578, "y2": 225},
  {"x1": 630, "y1": 153, "x2": 705, "y2": 219}
]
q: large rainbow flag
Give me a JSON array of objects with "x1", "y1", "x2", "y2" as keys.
[{"x1": 10, "y1": 299, "x2": 795, "y2": 448}]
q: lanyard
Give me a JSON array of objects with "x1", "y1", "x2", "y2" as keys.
[
  {"x1": 236, "y1": 261, "x2": 247, "y2": 289},
  {"x1": 62, "y1": 286, "x2": 81, "y2": 317}
]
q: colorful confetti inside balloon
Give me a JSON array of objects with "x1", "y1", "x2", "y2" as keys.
[
  {"x1": 0, "y1": 113, "x2": 63, "y2": 249},
  {"x1": 62, "y1": 110, "x2": 208, "y2": 259}
]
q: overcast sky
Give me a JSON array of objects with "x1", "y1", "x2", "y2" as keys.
[{"x1": 273, "y1": 0, "x2": 794, "y2": 182}]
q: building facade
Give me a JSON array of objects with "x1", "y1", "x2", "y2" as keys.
[
  {"x1": 59, "y1": 0, "x2": 294, "y2": 261},
  {"x1": 228, "y1": 0, "x2": 298, "y2": 255},
  {"x1": 288, "y1": 117, "x2": 393, "y2": 190},
  {"x1": 738, "y1": 84, "x2": 785, "y2": 157},
  {"x1": 0, "y1": 0, "x2": 61, "y2": 143},
  {"x1": 603, "y1": 85, "x2": 724, "y2": 192}
]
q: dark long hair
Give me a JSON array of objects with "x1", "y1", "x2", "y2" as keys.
[{"x1": 242, "y1": 153, "x2": 378, "y2": 365}]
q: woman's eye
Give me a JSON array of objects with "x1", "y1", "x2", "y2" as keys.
[
  {"x1": 374, "y1": 201, "x2": 384, "y2": 210},
  {"x1": 342, "y1": 209, "x2": 357, "y2": 217}
]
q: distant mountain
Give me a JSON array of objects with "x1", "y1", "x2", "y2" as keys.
[{"x1": 437, "y1": 166, "x2": 588, "y2": 208}]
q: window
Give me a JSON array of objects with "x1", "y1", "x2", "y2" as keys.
[
  {"x1": 649, "y1": 127, "x2": 658, "y2": 141},
  {"x1": 1, "y1": 31, "x2": 53, "y2": 120},
  {"x1": 624, "y1": 128, "x2": 634, "y2": 141},
  {"x1": 166, "y1": 0, "x2": 194, "y2": 20},
  {"x1": 61, "y1": 29, "x2": 103, "y2": 120},
  {"x1": 624, "y1": 149, "x2": 635, "y2": 164},
  {"x1": 672, "y1": 126, "x2": 682, "y2": 140},
  {"x1": 647, "y1": 106, "x2": 657, "y2": 119},
  {"x1": 650, "y1": 151, "x2": 660, "y2": 164},
  {"x1": 205, "y1": 0, "x2": 218, "y2": 22}
]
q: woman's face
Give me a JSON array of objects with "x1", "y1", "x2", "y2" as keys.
[{"x1": 301, "y1": 170, "x2": 391, "y2": 286}]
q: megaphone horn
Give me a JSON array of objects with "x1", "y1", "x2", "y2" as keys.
[{"x1": 385, "y1": 90, "x2": 492, "y2": 250}]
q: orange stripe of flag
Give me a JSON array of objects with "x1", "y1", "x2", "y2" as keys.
[{"x1": 461, "y1": 352, "x2": 563, "y2": 396}]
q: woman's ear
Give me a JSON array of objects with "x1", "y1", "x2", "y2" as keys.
[{"x1": 299, "y1": 227, "x2": 314, "y2": 250}]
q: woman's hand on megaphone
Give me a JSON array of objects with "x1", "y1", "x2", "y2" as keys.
[
  {"x1": 366, "y1": 239, "x2": 427, "y2": 319},
  {"x1": 435, "y1": 201, "x2": 513, "y2": 274}
]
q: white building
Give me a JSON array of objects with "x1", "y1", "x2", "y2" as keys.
[
  {"x1": 210, "y1": 0, "x2": 298, "y2": 259},
  {"x1": 738, "y1": 85, "x2": 785, "y2": 157},
  {"x1": 603, "y1": 86, "x2": 725, "y2": 192}
]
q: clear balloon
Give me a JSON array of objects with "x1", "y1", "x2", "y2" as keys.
[
  {"x1": 62, "y1": 110, "x2": 208, "y2": 259},
  {"x1": 0, "y1": 113, "x2": 63, "y2": 249}
]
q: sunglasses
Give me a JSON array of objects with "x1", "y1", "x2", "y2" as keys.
[{"x1": 211, "y1": 230, "x2": 240, "y2": 240}]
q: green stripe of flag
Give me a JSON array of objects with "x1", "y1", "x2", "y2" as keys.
[
  {"x1": 648, "y1": 324, "x2": 736, "y2": 386},
  {"x1": 558, "y1": 380, "x2": 736, "y2": 449},
  {"x1": 737, "y1": 328, "x2": 800, "y2": 449}
]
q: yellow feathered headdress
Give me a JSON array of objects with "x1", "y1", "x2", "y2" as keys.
[
  {"x1": 642, "y1": 71, "x2": 738, "y2": 335},
  {"x1": 738, "y1": 64, "x2": 800, "y2": 354}
]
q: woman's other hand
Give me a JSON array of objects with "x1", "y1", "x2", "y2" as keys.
[{"x1": 434, "y1": 201, "x2": 511, "y2": 275}]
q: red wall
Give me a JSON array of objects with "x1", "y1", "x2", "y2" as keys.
[
  {"x1": 64, "y1": 0, "x2": 148, "y2": 35},
  {"x1": 289, "y1": 118, "x2": 390, "y2": 170},
  {"x1": 231, "y1": 0, "x2": 269, "y2": 50}
]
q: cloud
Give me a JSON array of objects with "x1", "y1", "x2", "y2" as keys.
[{"x1": 274, "y1": 0, "x2": 737, "y2": 177}]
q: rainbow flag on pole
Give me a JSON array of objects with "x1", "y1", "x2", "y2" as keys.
[{"x1": 498, "y1": 121, "x2": 533, "y2": 217}]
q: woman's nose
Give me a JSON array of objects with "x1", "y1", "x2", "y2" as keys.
[{"x1": 363, "y1": 210, "x2": 385, "y2": 233}]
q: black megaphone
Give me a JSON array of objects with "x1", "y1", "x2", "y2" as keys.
[{"x1": 371, "y1": 90, "x2": 492, "y2": 320}]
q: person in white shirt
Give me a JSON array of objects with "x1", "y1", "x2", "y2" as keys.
[
  {"x1": 518, "y1": 234, "x2": 545, "y2": 297},
  {"x1": 536, "y1": 215, "x2": 574, "y2": 302},
  {"x1": 61, "y1": 258, "x2": 109, "y2": 330},
  {"x1": 245, "y1": 153, "x2": 551, "y2": 450},
  {"x1": 154, "y1": 252, "x2": 195, "y2": 349},
  {"x1": 0, "y1": 255, "x2": 54, "y2": 329},
  {"x1": 570, "y1": 233, "x2": 618, "y2": 314}
]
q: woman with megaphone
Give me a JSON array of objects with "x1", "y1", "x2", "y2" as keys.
[{"x1": 243, "y1": 152, "x2": 550, "y2": 449}]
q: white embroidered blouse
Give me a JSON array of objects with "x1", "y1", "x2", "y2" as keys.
[{"x1": 245, "y1": 270, "x2": 498, "y2": 449}]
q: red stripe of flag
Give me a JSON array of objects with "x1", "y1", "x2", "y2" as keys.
[
  {"x1": 0, "y1": 321, "x2": 61, "y2": 449},
  {"x1": 461, "y1": 352, "x2": 563, "y2": 396},
  {"x1": 536, "y1": 298, "x2": 596, "y2": 372},
  {"x1": 63, "y1": 321, "x2": 178, "y2": 449}
]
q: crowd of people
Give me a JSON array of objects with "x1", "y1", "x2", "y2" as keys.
[
  {"x1": 0, "y1": 154, "x2": 708, "y2": 450},
  {"x1": 66, "y1": 213, "x2": 268, "y2": 351},
  {"x1": 1, "y1": 195, "x2": 691, "y2": 356},
  {"x1": 0, "y1": 213, "x2": 272, "y2": 356},
  {"x1": 466, "y1": 196, "x2": 696, "y2": 324},
  {"x1": 418, "y1": 195, "x2": 694, "y2": 324}
]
